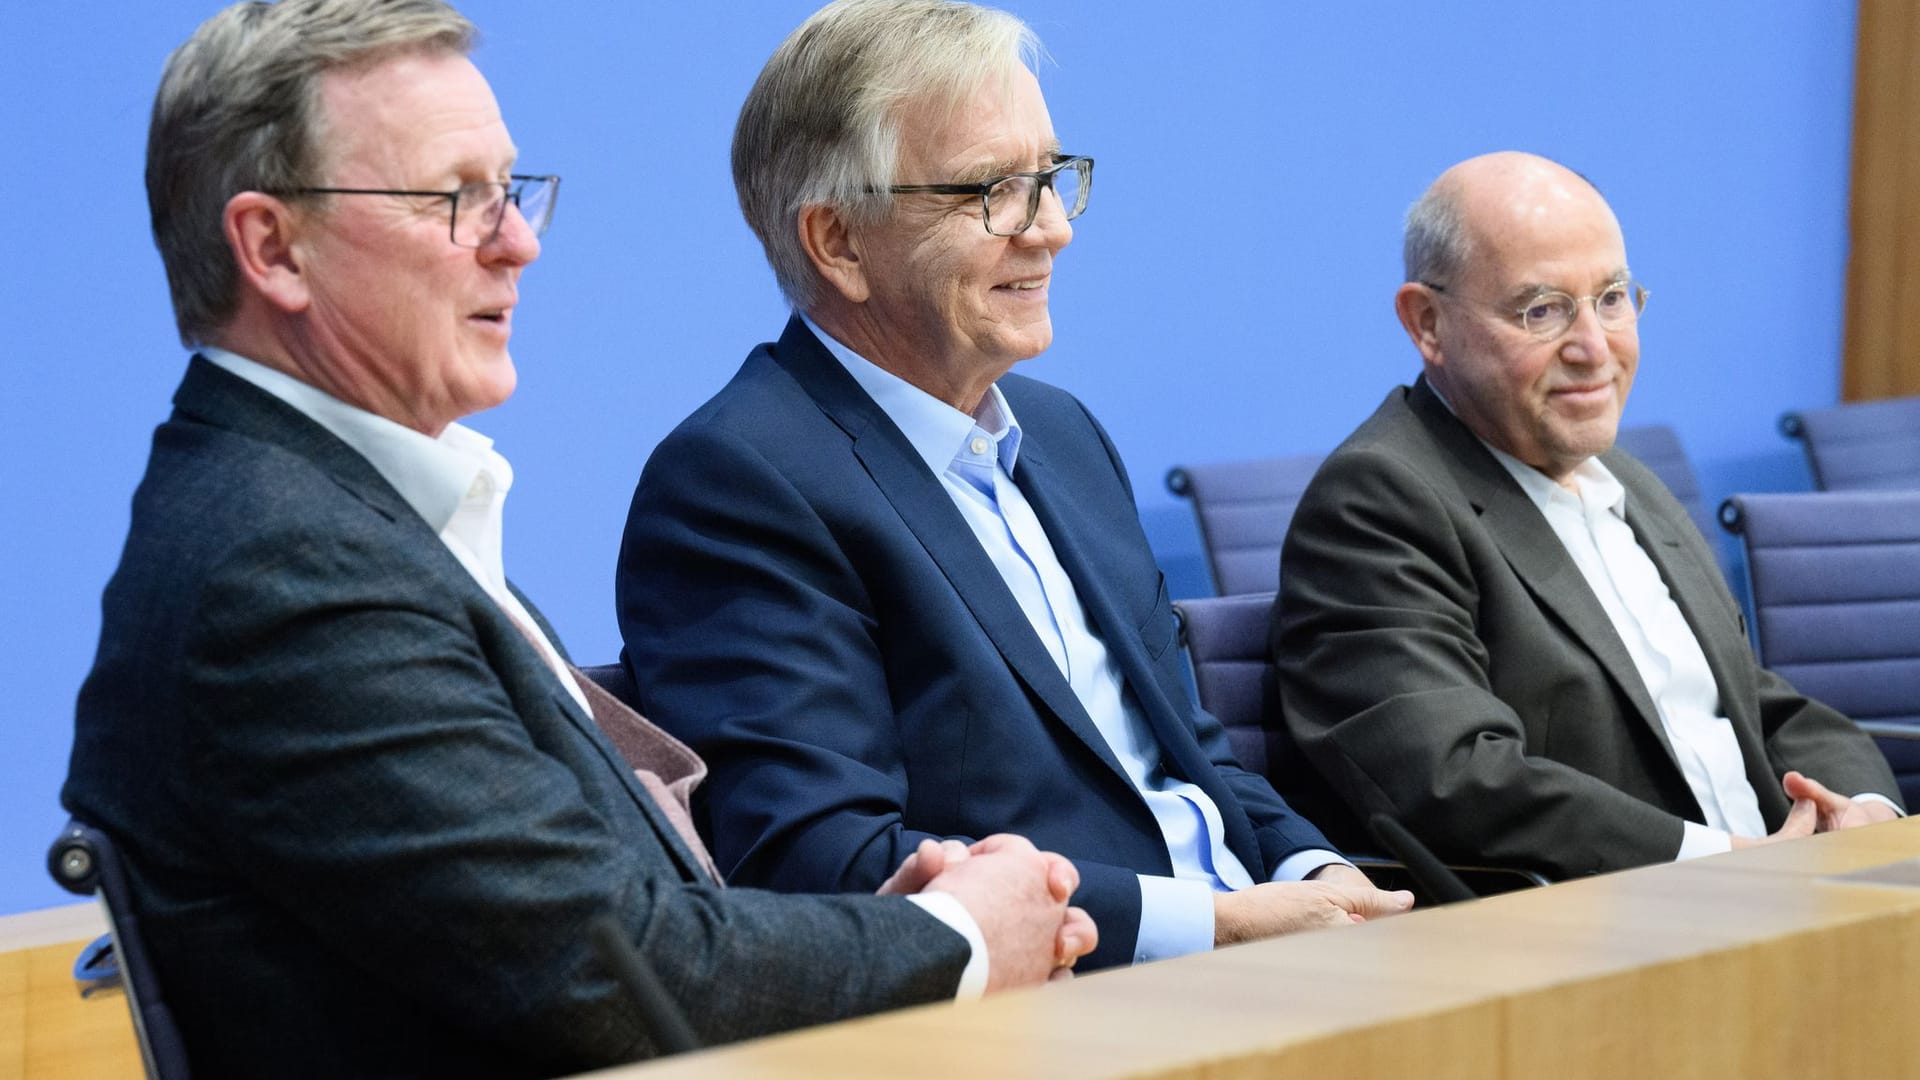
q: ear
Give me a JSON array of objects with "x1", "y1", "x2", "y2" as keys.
[
  {"x1": 1394, "y1": 281, "x2": 1444, "y2": 368},
  {"x1": 223, "y1": 191, "x2": 311, "y2": 315},
  {"x1": 797, "y1": 203, "x2": 869, "y2": 304}
]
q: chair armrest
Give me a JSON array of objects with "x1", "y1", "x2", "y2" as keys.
[
  {"x1": 1346, "y1": 853, "x2": 1548, "y2": 901},
  {"x1": 1858, "y1": 720, "x2": 1920, "y2": 741}
]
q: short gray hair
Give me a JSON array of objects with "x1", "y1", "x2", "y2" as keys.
[
  {"x1": 732, "y1": 0, "x2": 1039, "y2": 309},
  {"x1": 148, "y1": 0, "x2": 475, "y2": 346},
  {"x1": 1401, "y1": 179, "x2": 1471, "y2": 285}
]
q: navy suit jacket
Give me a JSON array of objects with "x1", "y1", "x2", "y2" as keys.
[
  {"x1": 618, "y1": 318, "x2": 1335, "y2": 970},
  {"x1": 63, "y1": 358, "x2": 966, "y2": 1079}
]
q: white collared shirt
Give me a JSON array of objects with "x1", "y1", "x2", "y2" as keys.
[
  {"x1": 1487, "y1": 449, "x2": 1765, "y2": 857},
  {"x1": 202, "y1": 348, "x2": 591, "y2": 715},
  {"x1": 1483, "y1": 446, "x2": 1900, "y2": 857},
  {"x1": 804, "y1": 316, "x2": 1344, "y2": 963}
]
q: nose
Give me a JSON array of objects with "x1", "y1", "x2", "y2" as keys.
[
  {"x1": 1558, "y1": 297, "x2": 1613, "y2": 365},
  {"x1": 1016, "y1": 183, "x2": 1073, "y2": 251},
  {"x1": 480, "y1": 201, "x2": 541, "y2": 267}
]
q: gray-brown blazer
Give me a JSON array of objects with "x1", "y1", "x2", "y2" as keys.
[{"x1": 1271, "y1": 378, "x2": 1898, "y2": 880}]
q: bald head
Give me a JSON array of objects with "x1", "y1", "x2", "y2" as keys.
[
  {"x1": 1404, "y1": 152, "x2": 1620, "y2": 286},
  {"x1": 1393, "y1": 151, "x2": 1641, "y2": 485}
]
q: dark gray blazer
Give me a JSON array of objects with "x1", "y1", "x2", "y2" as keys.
[
  {"x1": 1272, "y1": 379, "x2": 1899, "y2": 879},
  {"x1": 63, "y1": 357, "x2": 967, "y2": 1079}
]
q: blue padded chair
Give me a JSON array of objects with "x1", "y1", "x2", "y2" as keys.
[
  {"x1": 579, "y1": 661, "x2": 643, "y2": 710},
  {"x1": 48, "y1": 819, "x2": 191, "y2": 1080},
  {"x1": 1614, "y1": 423, "x2": 1718, "y2": 543},
  {"x1": 1165, "y1": 453, "x2": 1325, "y2": 596},
  {"x1": 1780, "y1": 395, "x2": 1920, "y2": 491},
  {"x1": 1719, "y1": 491, "x2": 1920, "y2": 808},
  {"x1": 1169, "y1": 425, "x2": 1710, "y2": 597},
  {"x1": 1172, "y1": 593, "x2": 1544, "y2": 902}
]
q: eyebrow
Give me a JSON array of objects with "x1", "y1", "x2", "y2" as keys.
[
  {"x1": 949, "y1": 140, "x2": 1064, "y2": 185},
  {"x1": 1503, "y1": 270, "x2": 1632, "y2": 304}
]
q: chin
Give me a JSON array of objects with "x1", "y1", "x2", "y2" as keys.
[{"x1": 463, "y1": 357, "x2": 520, "y2": 415}]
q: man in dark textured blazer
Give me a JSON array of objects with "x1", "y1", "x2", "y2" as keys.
[
  {"x1": 62, "y1": 3, "x2": 1089, "y2": 1076},
  {"x1": 618, "y1": 0, "x2": 1410, "y2": 975},
  {"x1": 1273, "y1": 151, "x2": 1901, "y2": 882}
]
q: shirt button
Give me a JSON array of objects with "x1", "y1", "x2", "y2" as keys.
[{"x1": 970, "y1": 437, "x2": 988, "y2": 456}]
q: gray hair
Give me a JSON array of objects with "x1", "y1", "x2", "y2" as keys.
[
  {"x1": 732, "y1": 0, "x2": 1039, "y2": 309},
  {"x1": 148, "y1": 0, "x2": 475, "y2": 346},
  {"x1": 1401, "y1": 179, "x2": 1472, "y2": 285}
]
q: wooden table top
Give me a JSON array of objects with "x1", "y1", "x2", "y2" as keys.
[
  {"x1": 604, "y1": 817, "x2": 1920, "y2": 1080},
  {"x1": 0, "y1": 901, "x2": 143, "y2": 1079},
  {"x1": 11, "y1": 819, "x2": 1920, "y2": 1080}
]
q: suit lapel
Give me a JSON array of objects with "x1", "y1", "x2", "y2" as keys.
[
  {"x1": 175, "y1": 355, "x2": 418, "y2": 526},
  {"x1": 771, "y1": 319, "x2": 1134, "y2": 787},
  {"x1": 1016, "y1": 443, "x2": 1265, "y2": 866},
  {"x1": 547, "y1": 681, "x2": 714, "y2": 882},
  {"x1": 182, "y1": 357, "x2": 715, "y2": 882},
  {"x1": 1618, "y1": 475, "x2": 1787, "y2": 822},
  {"x1": 1408, "y1": 382, "x2": 1684, "y2": 772},
  {"x1": 491, "y1": 588, "x2": 712, "y2": 881}
]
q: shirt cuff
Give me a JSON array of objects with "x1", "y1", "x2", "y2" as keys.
[
  {"x1": 1133, "y1": 874, "x2": 1216, "y2": 963},
  {"x1": 1676, "y1": 820, "x2": 1734, "y2": 860},
  {"x1": 1270, "y1": 848, "x2": 1352, "y2": 883},
  {"x1": 905, "y1": 891, "x2": 988, "y2": 1000},
  {"x1": 1853, "y1": 792, "x2": 1905, "y2": 817}
]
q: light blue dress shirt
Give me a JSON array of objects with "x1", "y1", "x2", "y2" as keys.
[{"x1": 802, "y1": 316, "x2": 1344, "y2": 961}]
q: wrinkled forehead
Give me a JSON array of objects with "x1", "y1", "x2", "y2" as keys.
[
  {"x1": 1463, "y1": 175, "x2": 1628, "y2": 294},
  {"x1": 314, "y1": 49, "x2": 510, "y2": 178},
  {"x1": 893, "y1": 64, "x2": 1057, "y2": 176}
]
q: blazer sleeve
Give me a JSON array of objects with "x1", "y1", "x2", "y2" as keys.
[
  {"x1": 1273, "y1": 447, "x2": 1692, "y2": 878},
  {"x1": 619, "y1": 420, "x2": 1151, "y2": 967},
  {"x1": 1068, "y1": 391, "x2": 1340, "y2": 873},
  {"x1": 180, "y1": 522, "x2": 968, "y2": 1071},
  {"x1": 1758, "y1": 666, "x2": 1904, "y2": 807}
]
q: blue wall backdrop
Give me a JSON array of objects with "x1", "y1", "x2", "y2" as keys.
[{"x1": 1, "y1": 2, "x2": 1855, "y2": 916}]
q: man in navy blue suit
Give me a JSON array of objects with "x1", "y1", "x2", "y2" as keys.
[
  {"x1": 617, "y1": 0, "x2": 1411, "y2": 972},
  {"x1": 63, "y1": 1, "x2": 1092, "y2": 1074}
]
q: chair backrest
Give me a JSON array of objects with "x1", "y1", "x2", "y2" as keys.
[
  {"x1": 1613, "y1": 423, "x2": 1717, "y2": 542},
  {"x1": 1173, "y1": 594, "x2": 1551, "y2": 894},
  {"x1": 1167, "y1": 426, "x2": 1707, "y2": 598},
  {"x1": 1166, "y1": 455, "x2": 1324, "y2": 596},
  {"x1": 47, "y1": 819, "x2": 191, "y2": 1080},
  {"x1": 579, "y1": 662, "x2": 643, "y2": 711},
  {"x1": 1780, "y1": 395, "x2": 1920, "y2": 490},
  {"x1": 1172, "y1": 593, "x2": 1281, "y2": 776},
  {"x1": 1720, "y1": 491, "x2": 1920, "y2": 807}
]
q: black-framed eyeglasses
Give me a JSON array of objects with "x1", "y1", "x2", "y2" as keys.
[
  {"x1": 1423, "y1": 277, "x2": 1649, "y2": 340},
  {"x1": 881, "y1": 155, "x2": 1092, "y2": 236},
  {"x1": 268, "y1": 174, "x2": 560, "y2": 248}
]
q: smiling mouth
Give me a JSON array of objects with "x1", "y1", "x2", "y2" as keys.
[{"x1": 996, "y1": 278, "x2": 1048, "y2": 293}]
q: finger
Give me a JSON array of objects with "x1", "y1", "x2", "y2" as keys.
[
  {"x1": 1782, "y1": 771, "x2": 1847, "y2": 814},
  {"x1": 1778, "y1": 796, "x2": 1818, "y2": 839},
  {"x1": 876, "y1": 838, "x2": 941, "y2": 895},
  {"x1": 1043, "y1": 853, "x2": 1080, "y2": 903},
  {"x1": 1057, "y1": 906, "x2": 1097, "y2": 961},
  {"x1": 937, "y1": 838, "x2": 970, "y2": 866},
  {"x1": 1329, "y1": 884, "x2": 1415, "y2": 918},
  {"x1": 968, "y1": 833, "x2": 1037, "y2": 856}
]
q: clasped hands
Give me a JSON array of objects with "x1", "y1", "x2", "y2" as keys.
[
  {"x1": 877, "y1": 834, "x2": 1096, "y2": 991},
  {"x1": 1730, "y1": 770, "x2": 1900, "y2": 849}
]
